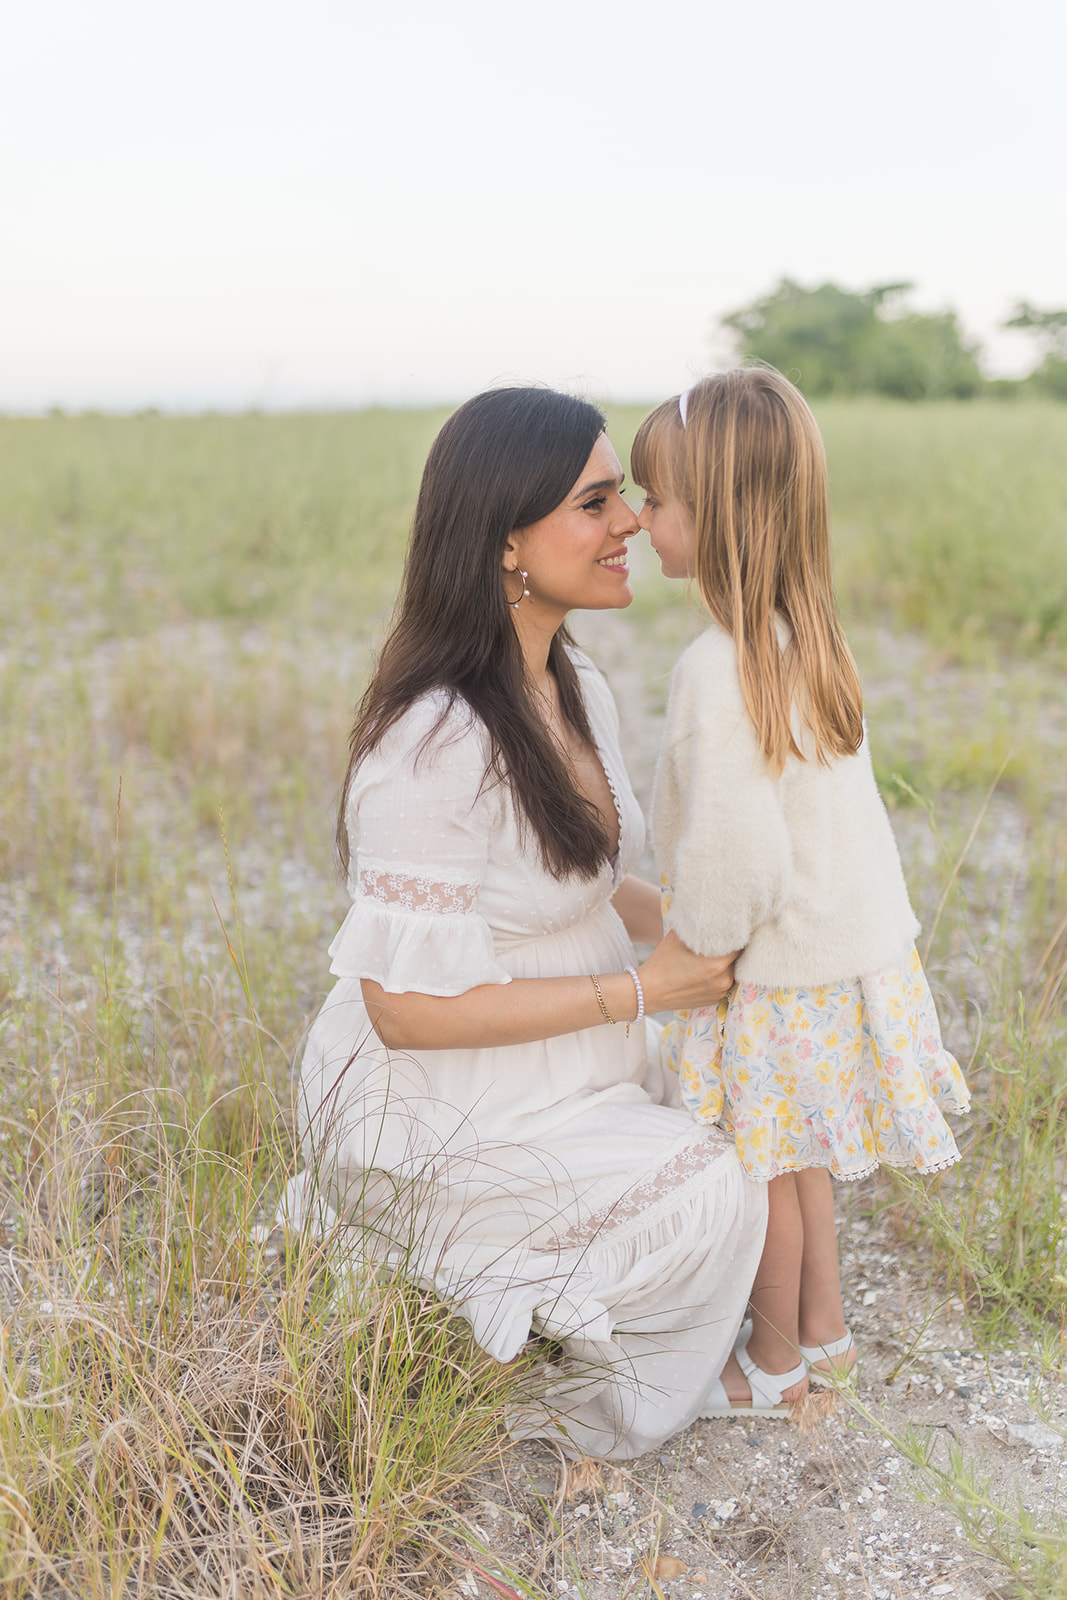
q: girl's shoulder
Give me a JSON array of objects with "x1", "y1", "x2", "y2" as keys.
[
  {"x1": 679, "y1": 619, "x2": 736, "y2": 665},
  {"x1": 672, "y1": 622, "x2": 744, "y2": 708},
  {"x1": 676, "y1": 616, "x2": 792, "y2": 672}
]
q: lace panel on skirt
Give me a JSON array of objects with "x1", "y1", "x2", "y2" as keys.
[{"x1": 551, "y1": 1130, "x2": 733, "y2": 1250}]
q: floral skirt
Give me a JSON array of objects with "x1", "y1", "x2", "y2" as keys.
[{"x1": 663, "y1": 946, "x2": 970, "y2": 1183}]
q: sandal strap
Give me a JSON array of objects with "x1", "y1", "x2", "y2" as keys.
[
  {"x1": 736, "y1": 1343, "x2": 807, "y2": 1408},
  {"x1": 799, "y1": 1331, "x2": 855, "y2": 1364},
  {"x1": 696, "y1": 1375, "x2": 732, "y2": 1417}
]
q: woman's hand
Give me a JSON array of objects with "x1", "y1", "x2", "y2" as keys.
[{"x1": 636, "y1": 930, "x2": 737, "y2": 1013}]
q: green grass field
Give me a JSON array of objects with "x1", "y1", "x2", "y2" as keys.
[
  {"x1": 1, "y1": 401, "x2": 1066, "y2": 1596},
  {"x1": 4, "y1": 400, "x2": 1065, "y2": 647}
]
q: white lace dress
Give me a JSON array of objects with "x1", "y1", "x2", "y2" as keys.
[{"x1": 293, "y1": 651, "x2": 767, "y2": 1459}]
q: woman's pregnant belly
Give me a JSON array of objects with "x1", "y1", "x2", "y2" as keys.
[{"x1": 300, "y1": 900, "x2": 653, "y2": 1175}]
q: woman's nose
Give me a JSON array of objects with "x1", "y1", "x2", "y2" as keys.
[{"x1": 613, "y1": 497, "x2": 640, "y2": 536}]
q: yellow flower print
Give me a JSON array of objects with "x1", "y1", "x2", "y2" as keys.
[{"x1": 670, "y1": 944, "x2": 967, "y2": 1185}]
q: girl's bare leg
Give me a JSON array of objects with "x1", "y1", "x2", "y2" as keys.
[
  {"x1": 795, "y1": 1166, "x2": 854, "y2": 1375},
  {"x1": 720, "y1": 1172, "x2": 807, "y2": 1405}
]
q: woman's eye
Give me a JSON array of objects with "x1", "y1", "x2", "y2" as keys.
[{"x1": 582, "y1": 496, "x2": 607, "y2": 512}]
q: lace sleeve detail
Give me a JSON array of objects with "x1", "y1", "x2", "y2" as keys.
[
  {"x1": 325, "y1": 696, "x2": 511, "y2": 996},
  {"x1": 359, "y1": 865, "x2": 478, "y2": 916}
]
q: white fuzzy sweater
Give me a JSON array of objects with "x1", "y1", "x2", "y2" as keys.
[{"x1": 652, "y1": 622, "x2": 919, "y2": 988}]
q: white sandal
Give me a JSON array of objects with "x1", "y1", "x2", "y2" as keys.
[
  {"x1": 698, "y1": 1337, "x2": 808, "y2": 1418},
  {"x1": 799, "y1": 1330, "x2": 857, "y2": 1385}
]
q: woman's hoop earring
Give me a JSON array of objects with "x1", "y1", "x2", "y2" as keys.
[{"x1": 507, "y1": 569, "x2": 531, "y2": 608}]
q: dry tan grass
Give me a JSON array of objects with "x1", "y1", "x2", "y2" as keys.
[
  {"x1": 0, "y1": 1043, "x2": 532, "y2": 1598},
  {"x1": 2, "y1": 406, "x2": 1066, "y2": 1596}
]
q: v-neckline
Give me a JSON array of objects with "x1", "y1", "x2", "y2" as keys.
[{"x1": 587, "y1": 728, "x2": 624, "y2": 876}]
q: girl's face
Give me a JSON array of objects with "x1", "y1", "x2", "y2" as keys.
[
  {"x1": 638, "y1": 489, "x2": 697, "y2": 579},
  {"x1": 505, "y1": 433, "x2": 639, "y2": 619}
]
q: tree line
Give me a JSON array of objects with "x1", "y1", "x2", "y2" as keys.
[{"x1": 720, "y1": 281, "x2": 1067, "y2": 401}]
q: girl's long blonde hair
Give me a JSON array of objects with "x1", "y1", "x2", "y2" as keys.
[{"x1": 632, "y1": 366, "x2": 863, "y2": 774}]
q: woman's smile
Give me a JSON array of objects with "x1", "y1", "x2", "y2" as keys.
[{"x1": 506, "y1": 433, "x2": 639, "y2": 618}]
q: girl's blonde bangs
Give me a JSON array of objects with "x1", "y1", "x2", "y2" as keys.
[{"x1": 630, "y1": 399, "x2": 687, "y2": 500}]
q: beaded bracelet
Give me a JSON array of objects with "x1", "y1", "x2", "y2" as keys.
[
  {"x1": 591, "y1": 970, "x2": 646, "y2": 1038},
  {"x1": 625, "y1": 965, "x2": 645, "y2": 1039}
]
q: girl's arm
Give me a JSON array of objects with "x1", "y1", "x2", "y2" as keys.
[
  {"x1": 654, "y1": 629, "x2": 792, "y2": 959},
  {"x1": 362, "y1": 929, "x2": 734, "y2": 1051},
  {"x1": 611, "y1": 874, "x2": 663, "y2": 944}
]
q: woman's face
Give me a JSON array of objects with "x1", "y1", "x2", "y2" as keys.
[
  {"x1": 505, "y1": 434, "x2": 639, "y2": 619},
  {"x1": 637, "y1": 488, "x2": 697, "y2": 580}
]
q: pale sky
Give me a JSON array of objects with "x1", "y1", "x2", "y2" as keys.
[{"x1": 3, "y1": 0, "x2": 1064, "y2": 410}]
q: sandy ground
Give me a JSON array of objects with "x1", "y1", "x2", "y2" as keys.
[
  {"x1": 456, "y1": 1196, "x2": 1066, "y2": 1599},
  {"x1": 4, "y1": 598, "x2": 1063, "y2": 1598},
  {"x1": 443, "y1": 607, "x2": 1067, "y2": 1600}
]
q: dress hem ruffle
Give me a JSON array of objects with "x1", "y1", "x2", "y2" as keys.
[
  {"x1": 737, "y1": 1146, "x2": 964, "y2": 1184},
  {"x1": 667, "y1": 944, "x2": 969, "y2": 1182}
]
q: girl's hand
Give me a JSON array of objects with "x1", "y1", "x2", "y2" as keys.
[{"x1": 637, "y1": 930, "x2": 737, "y2": 1013}]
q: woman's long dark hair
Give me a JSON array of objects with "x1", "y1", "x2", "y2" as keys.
[{"x1": 337, "y1": 386, "x2": 612, "y2": 881}]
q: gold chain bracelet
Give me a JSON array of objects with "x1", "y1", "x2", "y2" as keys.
[{"x1": 589, "y1": 973, "x2": 616, "y2": 1027}]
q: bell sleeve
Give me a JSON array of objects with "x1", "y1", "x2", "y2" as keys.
[{"x1": 326, "y1": 696, "x2": 512, "y2": 997}]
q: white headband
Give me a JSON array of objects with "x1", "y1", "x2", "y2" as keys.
[{"x1": 678, "y1": 388, "x2": 692, "y2": 428}]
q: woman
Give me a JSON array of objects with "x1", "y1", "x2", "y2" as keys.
[{"x1": 292, "y1": 387, "x2": 768, "y2": 1459}]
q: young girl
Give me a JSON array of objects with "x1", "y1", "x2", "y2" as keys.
[{"x1": 633, "y1": 368, "x2": 970, "y2": 1415}]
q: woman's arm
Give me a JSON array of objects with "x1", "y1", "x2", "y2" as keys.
[
  {"x1": 362, "y1": 930, "x2": 735, "y2": 1051},
  {"x1": 611, "y1": 874, "x2": 664, "y2": 945}
]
